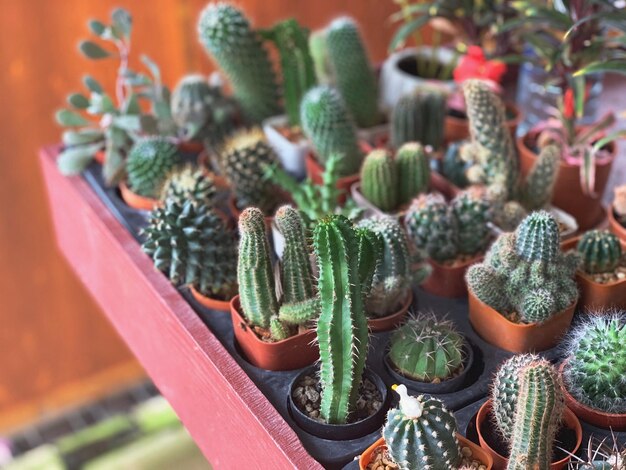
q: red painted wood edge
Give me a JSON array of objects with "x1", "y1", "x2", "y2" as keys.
[{"x1": 39, "y1": 146, "x2": 322, "y2": 470}]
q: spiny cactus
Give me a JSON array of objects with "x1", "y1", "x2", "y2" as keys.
[
  {"x1": 577, "y1": 230, "x2": 623, "y2": 275},
  {"x1": 360, "y1": 150, "x2": 399, "y2": 212},
  {"x1": 142, "y1": 199, "x2": 237, "y2": 299},
  {"x1": 388, "y1": 315, "x2": 465, "y2": 382},
  {"x1": 451, "y1": 190, "x2": 492, "y2": 256},
  {"x1": 300, "y1": 85, "x2": 363, "y2": 176},
  {"x1": 197, "y1": 3, "x2": 281, "y2": 123},
  {"x1": 157, "y1": 164, "x2": 216, "y2": 206},
  {"x1": 391, "y1": 88, "x2": 446, "y2": 150},
  {"x1": 563, "y1": 314, "x2": 626, "y2": 414},
  {"x1": 383, "y1": 385, "x2": 461, "y2": 470},
  {"x1": 520, "y1": 144, "x2": 561, "y2": 211},
  {"x1": 396, "y1": 143, "x2": 430, "y2": 206},
  {"x1": 126, "y1": 137, "x2": 180, "y2": 198},
  {"x1": 325, "y1": 17, "x2": 380, "y2": 128}
]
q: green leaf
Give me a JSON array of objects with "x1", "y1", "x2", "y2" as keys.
[
  {"x1": 83, "y1": 75, "x2": 103, "y2": 94},
  {"x1": 62, "y1": 129, "x2": 104, "y2": 146},
  {"x1": 389, "y1": 15, "x2": 431, "y2": 52},
  {"x1": 67, "y1": 93, "x2": 90, "y2": 109},
  {"x1": 111, "y1": 8, "x2": 132, "y2": 39},
  {"x1": 79, "y1": 40, "x2": 111, "y2": 59},
  {"x1": 57, "y1": 143, "x2": 102, "y2": 175},
  {"x1": 88, "y1": 19, "x2": 106, "y2": 36},
  {"x1": 55, "y1": 109, "x2": 88, "y2": 127},
  {"x1": 574, "y1": 60, "x2": 626, "y2": 77}
]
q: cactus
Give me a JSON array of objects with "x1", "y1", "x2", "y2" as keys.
[
  {"x1": 396, "y1": 143, "x2": 430, "y2": 205},
  {"x1": 382, "y1": 385, "x2": 461, "y2": 470},
  {"x1": 157, "y1": 164, "x2": 216, "y2": 206},
  {"x1": 577, "y1": 230, "x2": 623, "y2": 275},
  {"x1": 360, "y1": 150, "x2": 399, "y2": 212},
  {"x1": 391, "y1": 88, "x2": 446, "y2": 150},
  {"x1": 126, "y1": 137, "x2": 180, "y2": 198},
  {"x1": 388, "y1": 315, "x2": 465, "y2": 382},
  {"x1": 142, "y1": 200, "x2": 237, "y2": 299},
  {"x1": 451, "y1": 190, "x2": 492, "y2": 256},
  {"x1": 563, "y1": 314, "x2": 626, "y2": 414},
  {"x1": 325, "y1": 17, "x2": 380, "y2": 128},
  {"x1": 314, "y1": 216, "x2": 374, "y2": 424},
  {"x1": 197, "y1": 3, "x2": 281, "y2": 123},
  {"x1": 520, "y1": 144, "x2": 561, "y2": 211},
  {"x1": 300, "y1": 85, "x2": 363, "y2": 176}
]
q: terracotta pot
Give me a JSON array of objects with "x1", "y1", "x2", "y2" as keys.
[
  {"x1": 608, "y1": 203, "x2": 626, "y2": 243},
  {"x1": 229, "y1": 296, "x2": 319, "y2": 371},
  {"x1": 421, "y1": 254, "x2": 481, "y2": 298},
  {"x1": 445, "y1": 103, "x2": 521, "y2": 143},
  {"x1": 467, "y1": 289, "x2": 576, "y2": 353},
  {"x1": 305, "y1": 152, "x2": 360, "y2": 205},
  {"x1": 517, "y1": 131, "x2": 616, "y2": 230},
  {"x1": 189, "y1": 285, "x2": 231, "y2": 313},
  {"x1": 476, "y1": 400, "x2": 582, "y2": 470},
  {"x1": 367, "y1": 291, "x2": 413, "y2": 333},
  {"x1": 559, "y1": 361, "x2": 626, "y2": 431},
  {"x1": 118, "y1": 181, "x2": 160, "y2": 211},
  {"x1": 359, "y1": 435, "x2": 493, "y2": 470},
  {"x1": 429, "y1": 170, "x2": 462, "y2": 200}
]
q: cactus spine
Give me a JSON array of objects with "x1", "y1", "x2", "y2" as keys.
[
  {"x1": 396, "y1": 143, "x2": 430, "y2": 205},
  {"x1": 391, "y1": 88, "x2": 446, "y2": 150},
  {"x1": 360, "y1": 150, "x2": 398, "y2": 212},
  {"x1": 126, "y1": 137, "x2": 180, "y2": 198},
  {"x1": 576, "y1": 230, "x2": 622, "y2": 274},
  {"x1": 521, "y1": 144, "x2": 561, "y2": 210}
]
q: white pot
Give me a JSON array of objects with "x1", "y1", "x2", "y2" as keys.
[{"x1": 263, "y1": 115, "x2": 310, "y2": 180}]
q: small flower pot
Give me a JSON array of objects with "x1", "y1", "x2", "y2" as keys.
[
  {"x1": 476, "y1": 399, "x2": 582, "y2": 470},
  {"x1": 263, "y1": 115, "x2": 310, "y2": 180},
  {"x1": 421, "y1": 254, "x2": 482, "y2": 298},
  {"x1": 229, "y1": 296, "x2": 318, "y2": 371},
  {"x1": 608, "y1": 203, "x2": 626, "y2": 243},
  {"x1": 305, "y1": 152, "x2": 360, "y2": 205},
  {"x1": 444, "y1": 103, "x2": 521, "y2": 144},
  {"x1": 118, "y1": 181, "x2": 160, "y2": 211},
  {"x1": 359, "y1": 435, "x2": 493, "y2": 470},
  {"x1": 467, "y1": 289, "x2": 576, "y2": 353},
  {"x1": 189, "y1": 285, "x2": 232, "y2": 313},
  {"x1": 367, "y1": 290, "x2": 413, "y2": 333},
  {"x1": 287, "y1": 366, "x2": 389, "y2": 441}
]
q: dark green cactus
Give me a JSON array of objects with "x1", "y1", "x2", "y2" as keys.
[
  {"x1": 325, "y1": 17, "x2": 380, "y2": 129},
  {"x1": 520, "y1": 144, "x2": 561, "y2": 211},
  {"x1": 197, "y1": 3, "x2": 281, "y2": 123},
  {"x1": 383, "y1": 385, "x2": 461, "y2": 470},
  {"x1": 126, "y1": 137, "x2": 180, "y2": 198},
  {"x1": 515, "y1": 211, "x2": 560, "y2": 264},
  {"x1": 360, "y1": 150, "x2": 399, "y2": 212},
  {"x1": 396, "y1": 143, "x2": 430, "y2": 206},
  {"x1": 300, "y1": 85, "x2": 363, "y2": 176},
  {"x1": 157, "y1": 164, "x2": 216, "y2": 206},
  {"x1": 142, "y1": 199, "x2": 237, "y2": 300},
  {"x1": 450, "y1": 190, "x2": 492, "y2": 256},
  {"x1": 391, "y1": 88, "x2": 446, "y2": 150},
  {"x1": 577, "y1": 230, "x2": 623, "y2": 275}
]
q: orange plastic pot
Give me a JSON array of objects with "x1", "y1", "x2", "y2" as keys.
[
  {"x1": 229, "y1": 296, "x2": 319, "y2": 371},
  {"x1": 305, "y1": 152, "x2": 359, "y2": 204},
  {"x1": 367, "y1": 291, "x2": 413, "y2": 333},
  {"x1": 445, "y1": 103, "x2": 521, "y2": 143},
  {"x1": 421, "y1": 254, "x2": 481, "y2": 298},
  {"x1": 468, "y1": 289, "x2": 576, "y2": 353},
  {"x1": 359, "y1": 435, "x2": 493, "y2": 470},
  {"x1": 608, "y1": 203, "x2": 626, "y2": 243},
  {"x1": 476, "y1": 399, "x2": 581, "y2": 470},
  {"x1": 189, "y1": 285, "x2": 232, "y2": 313},
  {"x1": 118, "y1": 181, "x2": 160, "y2": 211}
]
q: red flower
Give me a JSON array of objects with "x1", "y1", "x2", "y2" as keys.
[
  {"x1": 563, "y1": 87, "x2": 575, "y2": 120},
  {"x1": 453, "y1": 46, "x2": 507, "y2": 84}
]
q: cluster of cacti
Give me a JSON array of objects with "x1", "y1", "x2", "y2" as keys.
[
  {"x1": 126, "y1": 137, "x2": 180, "y2": 198},
  {"x1": 300, "y1": 85, "x2": 363, "y2": 176},
  {"x1": 391, "y1": 87, "x2": 446, "y2": 150},
  {"x1": 360, "y1": 143, "x2": 430, "y2": 212},
  {"x1": 388, "y1": 315, "x2": 465, "y2": 382},
  {"x1": 170, "y1": 74, "x2": 240, "y2": 146},
  {"x1": 562, "y1": 314, "x2": 626, "y2": 414},
  {"x1": 197, "y1": 3, "x2": 282, "y2": 123},
  {"x1": 142, "y1": 199, "x2": 238, "y2": 300},
  {"x1": 615, "y1": 184, "x2": 626, "y2": 224},
  {"x1": 157, "y1": 164, "x2": 216, "y2": 206},
  {"x1": 576, "y1": 230, "x2": 623, "y2": 275},
  {"x1": 404, "y1": 190, "x2": 492, "y2": 263},
  {"x1": 382, "y1": 385, "x2": 461, "y2": 470},
  {"x1": 467, "y1": 211, "x2": 580, "y2": 323}
]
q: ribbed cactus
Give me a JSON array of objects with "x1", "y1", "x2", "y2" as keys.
[
  {"x1": 515, "y1": 211, "x2": 560, "y2": 264},
  {"x1": 300, "y1": 85, "x2": 363, "y2": 176},
  {"x1": 325, "y1": 17, "x2": 380, "y2": 129},
  {"x1": 142, "y1": 199, "x2": 237, "y2": 299},
  {"x1": 314, "y1": 216, "x2": 374, "y2": 424},
  {"x1": 391, "y1": 88, "x2": 446, "y2": 150},
  {"x1": 577, "y1": 230, "x2": 622, "y2": 275},
  {"x1": 383, "y1": 385, "x2": 461, "y2": 470},
  {"x1": 451, "y1": 190, "x2": 492, "y2": 256},
  {"x1": 520, "y1": 144, "x2": 561, "y2": 211},
  {"x1": 360, "y1": 150, "x2": 399, "y2": 212},
  {"x1": 126, "y1": 137, "x2": 180, "y2": 198},
  {"x1": 388, "y1": 315, "x2": 464, "y2": 382},
  {"x1": 563, "y1": 314, "x2": 626, "y2": 414},
  {"x1": 396, "y1": 143, "x2": 430, "y2": 206},
  {"x1": 197, "y1": 3, "x2": 281, "y2": 123},
  {"x1": 158, "y1": 164, "x2": 216, "y2": 206}
]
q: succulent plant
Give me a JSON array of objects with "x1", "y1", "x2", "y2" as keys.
[
  {"x1": 197, "y1": 2, "x2": 281, "y2": 123},
  {"x1": 577, "y1": 230, "x2": 622, "y2": 275},
  {"x1": 391, "y1": 88, "x2": 446, "y2": 150},
  {"x1": 520, "y1": 144, "x2": 561, "y2": 211},
  {"x1": 126, "y1": 137, "x2": 180, "y2": 198},
  {"x1": 396, "y1": 142, "x2": 430, "y2": 206},
  {"x1": 382, "y1": 385, "x2": 461, "y2": 470},
  {"x1": 142, "y1": 199, "x2": 237, "y2": 299},
  {"x1": 388, "y1": 315, "x2": 465, "y2": 382},
  {"x1": 157, "y1": 164, "x2": 216, "y2": 206},
  {"x1": 300, "y1": 85, "x2": 363, "y2": 176},
  {"x1": 562, "y1": 313, "x2": 626, "y2": 414},
  {"x1": 360, "y1": 150, "x2": 399, "y2": 213}
]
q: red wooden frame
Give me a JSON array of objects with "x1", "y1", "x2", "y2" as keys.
[{"x1": 39, "y1": 146, "x2": 323, "y2": 469}]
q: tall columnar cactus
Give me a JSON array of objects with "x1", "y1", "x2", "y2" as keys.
[
  {"x1": 520, "y1": 144, "x2": 561, "y2": 211},
  {"x1": 383, "y1": 385, "x2": 461, "y2": 470},
  {"x1": 577, "y1": 230, "x2": 623, "y2": 274},
  {"x1": 396, "y1": 143, "x2": 430, "y2": 205},
  {"x1": 300, "y1": 85, "x2": 363, "y2": 176},
  {"x1": 325, "y1": 17, "x2": 380, "y2": 128},
  {"x1": 126, "y1": 137, "x2": 180, "y2": 198},
  {"x1": 142, "y1": 199, "x2": 238, "y2": 299},
  {"x1": 314, "y1": 216, "x2": 374, "y2": 424},
  {"x1": 360, "y1": 150, "x2": 399, "y2": 212},
  {"x1": 391, "y1": 88, "x2": 446, "y2": 150},
  {"x1": 563, "y1": 314, "x2": 626, "y2": 414},
  {"x1": 197, "y1": 3, "x2": 281, "y2": 123},
  {"x1": 157, "y1": 164, "x2": 216, "y2": 206},
  {"x1": 388, "y1": 315, "x2": 465, "y2": 382},
  {"x1": 451, "y1": 190, "x2": 492, "y2": 256}
]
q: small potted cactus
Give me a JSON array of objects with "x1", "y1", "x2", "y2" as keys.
[
  {"x1": 609, "y1": 184, "x2": 626, "y2": 243},
  {"x1": 476, "y1": 355, "x2": 582, "y2": 470},
  {"x1": 466, "y1": 211, "x2": 580, "y2": 352},
  {"x1": 560, "y1": 314, "x2": 626, "y2": 431},
  {"x1": 230, "y1": 206, "x2": 320, "y2": 371},
  {"x1": 359, "y1": 385, "x2": 493, "y2": 470},
  {"x1": 404, "y1": 190, "x2": 492, "y2": 298}
]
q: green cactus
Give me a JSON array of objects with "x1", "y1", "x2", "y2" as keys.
[
  {"x1": 309, "y1": 29, "x2": 332, "y2": 85},
  {"x1": 197, "y1": 3, "x2": 281, "y2": 123},
  {"x1": 360, "y1": 150, "x2": 399, "y2": 212},
  {"x1": 450, "y1": 190, "x2": 492, "y2": 256},
  {"x1": 396, "y1": 143, "x2": 430, "y2": 206},
  {"x1": 577, "y1": 230, "x2": 623, "y2": 275},
  {"x1": 383, "y1": 385, "x2": 461, "y2": 470},
  {"x1": 126, "y1": 137, "x2": 180, "y2": 198},
  {"x1": 563, "y1": 314, "x2": 626, "y2": 414},
  {"x1": 157, "y1": 164, "x2": 216, "y2": 206},
  {"x1": 142, "y1": 199, "x2": 237, "y2": 300},
  {"x1": 391, "y1": 88, "x2": 446, "y2": 150},
  {"x1": 300, "y1": 85, "x2": 363, "y2": 176},
  {"x1": 520, "y1": 144, "x2": 561, "y2": 211},
  {"x1": 388, "y1": 315, "x2": 465, "y2": 382},
  {"x1": 325, "y1": 17, "x2": 380, "y2": 129},
  {"x1": 515, "y1": 211, "x2": 560, "y2": 264}
]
